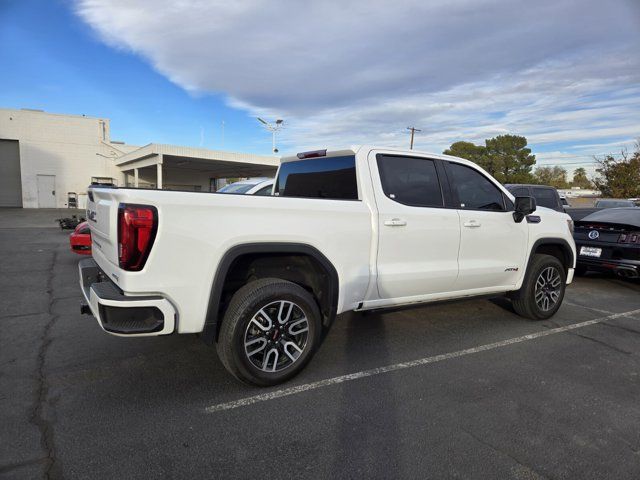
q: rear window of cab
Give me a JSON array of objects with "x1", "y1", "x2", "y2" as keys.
[{"x1": 275, "y1": 155, "x2": 358, "y2": 200}]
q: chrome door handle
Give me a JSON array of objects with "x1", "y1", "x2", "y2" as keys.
[
  {"x1": 384, "y1": 218, "x2": 407, "y2": 227},
  {"x1": 463, "y1": 220, "x2": 481, "y2": 228}
]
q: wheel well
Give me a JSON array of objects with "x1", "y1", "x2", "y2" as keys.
[
  {"x1": 533, "y1": 242, "x2": 573, "y2": 272},
  {"x1": 202, "y1": 245, "x2": 339, "y2": 344}
]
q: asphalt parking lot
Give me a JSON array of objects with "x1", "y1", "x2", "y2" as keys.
[{"x1": 2, "y1": 209, "x2": 640, "y2": 479}]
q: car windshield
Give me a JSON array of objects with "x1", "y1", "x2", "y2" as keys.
[{"x1": 218, "y1": 183, "x2": 257, "y2": 194}]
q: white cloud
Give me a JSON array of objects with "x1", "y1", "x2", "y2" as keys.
[{"x1": 75, "y1": 0, "x2": 640, "y2": 161}]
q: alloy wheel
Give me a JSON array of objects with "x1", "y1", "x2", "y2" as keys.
[
  {"x1": 243, "y1": 300, "x2": 310, "y2": 373},
  {"x1": 534, "y1": 266, "x2": 562, "y2": 312}
]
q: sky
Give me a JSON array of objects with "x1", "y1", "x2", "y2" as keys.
[{"x1": 1, "y1": 0, "x2": 639, "y2": 176}]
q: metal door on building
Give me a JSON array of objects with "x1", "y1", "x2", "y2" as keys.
[
  {"x1": 0, "y1": 139, "x2": 22, "y2": 207},
  {"x1": 37, "y1": 174, "x2": 56, "y2": 208}
]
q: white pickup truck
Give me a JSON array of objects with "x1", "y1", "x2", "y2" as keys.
[{"x1": 80, "y1": 146, "x2": 576, "y2": 386}]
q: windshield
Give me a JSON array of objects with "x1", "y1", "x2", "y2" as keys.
[{"x1": 218, "y1": 183, "x2": 257, "y2": 194}]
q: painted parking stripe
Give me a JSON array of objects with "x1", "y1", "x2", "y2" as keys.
[
  {"x1": 563, "y1": 300, "x2": 614, "y2": 315},
  {"x1": 205, "y1": 308, "x2": 640, "y2": 414}
]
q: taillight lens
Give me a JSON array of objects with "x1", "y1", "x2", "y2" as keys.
[
  {"x1": 118, "y1": 204, "x2": 157, "y2": 271},
  {"x1": 619, "y1": 232, "x2": 640, "y2": 244}
]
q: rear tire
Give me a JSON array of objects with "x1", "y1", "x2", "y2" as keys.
[
  {"x1": 216, "y1": 278, "x2": 322, "y2": 386},
  {"x1": 511, "y1": 254, "x2": 566, "y2": 320}
]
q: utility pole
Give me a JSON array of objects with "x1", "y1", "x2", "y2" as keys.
[{"x1": 407, "y1": 126, "x2": 421, "y2": 150}]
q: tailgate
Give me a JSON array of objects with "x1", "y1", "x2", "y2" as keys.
[{"x1": 86, "y1": 187, "x2": 120, "y2": 266}]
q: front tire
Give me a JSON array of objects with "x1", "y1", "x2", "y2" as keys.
[
  {"x1": 511, "y1": 254, "x2": 566, "y2": 320},
  {"x1": 216, "y1": 278, "x2": 322, "y2": 386}
]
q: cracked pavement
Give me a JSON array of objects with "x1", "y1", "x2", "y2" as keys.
[{"x1": 1, "y1": 208, "x2": 640, "y2": 479}]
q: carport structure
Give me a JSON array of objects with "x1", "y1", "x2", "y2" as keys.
[{"x1": 115, "y1": 144, "x2": 280, "y2": 191}]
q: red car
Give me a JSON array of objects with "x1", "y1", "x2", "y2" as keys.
[{"x1": 69, "y1": 221, "x2": 91, "y2": 255}]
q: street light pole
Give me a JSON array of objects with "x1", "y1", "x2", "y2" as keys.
[
  {"x1": 257, "y1": 117, "x2": 284, "y2": 154},
  {"x1": 407, "y1": 126, "x2": 422, "y2": 150}
]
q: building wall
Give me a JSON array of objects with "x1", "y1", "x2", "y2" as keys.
[{"x1": 0, "y1": 108, "x2": 130, "y2": 208}]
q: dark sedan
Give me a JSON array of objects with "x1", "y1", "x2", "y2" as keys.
[{"x1": 574, "y1": 208, "x2": 640, "y2": 278}]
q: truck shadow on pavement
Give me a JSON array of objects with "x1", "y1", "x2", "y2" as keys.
[{"x1": 330, "y1": 311, "x2": 403, "y2": 478}]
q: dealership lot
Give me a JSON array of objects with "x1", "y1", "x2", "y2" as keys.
[{"x1": 2, "y1": 209, "x2": 640, "y2": 479}]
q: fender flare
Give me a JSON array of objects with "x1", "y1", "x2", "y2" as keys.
[
  {"x1": 200, "y1": 242, "x2": 339, "y2": 344},
  {"x1": 526, "y1": 237, "x2": 575, "y2": 273}
]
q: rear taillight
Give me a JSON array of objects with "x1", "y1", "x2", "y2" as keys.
[
  {"x1": 619, "y1": 232, "x2": 640, "y2": 244},
  {"x1": 118, "y1": 204, "x2": 157, "y2": 271}
]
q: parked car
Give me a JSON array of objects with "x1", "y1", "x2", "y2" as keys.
[
  {"x1": 69, "y1": 221, "x2": 91, "y2": 255},
  {"x1": 218, "y1": 178, "x2": 274, "y2": 195},
  {"x1": 573, "y1": 208, "x2": 640, "y2": 278},
  {"x1": 565, "y1": 198, "x2": 638, "y2": 221},
  {"x1": 504, "y1": 184, "x2": 565, "y2": 212},
  {"x1": 80, "y1": 146, "x2": 576, "y2": 386},
  {"x1": 594, "y1": 199, "x2": 636, "y2": 209}
]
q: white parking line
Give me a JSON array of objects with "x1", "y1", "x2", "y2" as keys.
[
  {"x1": 563, "y1": 300, "x2": 614, "y2": 315},
  {"x1": 205, "y1": 308, "x2": 640, "y2": 414}
]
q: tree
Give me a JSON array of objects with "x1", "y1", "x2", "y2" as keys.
[
  {"x1": 444, "y1": 134, "x2": 536, "y2": 184},
  {"x1": 593, "y1": 142, "x2": 640, "y2": 198},
  {"x1": 484, "y1": 135, "x2": 537, "y2": 184},
  {"x1": 443, "y1": 141, "x2": 487, "y2": 166},
  {"x1": 570, "y1": 167, "x2": 593, "y2": 189},
  {"x1": 534, "y1": 166, "x2": 568, "y2": 188}
]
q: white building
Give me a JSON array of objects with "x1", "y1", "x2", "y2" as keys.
[{"x1": 0, "y1": 108, "x2": 279, "y2": 208}]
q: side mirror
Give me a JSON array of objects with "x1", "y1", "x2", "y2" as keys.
[{"x1": 513, "y1": 196, "x2": 536, "y2": 223}]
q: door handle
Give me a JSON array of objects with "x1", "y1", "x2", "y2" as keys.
[
  {"x1": 384, "y1": 218, "x2": 407, "y2": 227},
  {"x1": 463, "y1": 220, "x2": 481, "y2": 228}
]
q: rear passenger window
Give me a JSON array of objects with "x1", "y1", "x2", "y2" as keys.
[
  {"x1": 376, "y1": 155, "x2": 443, "y2": 207},
  {"x1": 447, "y1": 162, "x2": 505, "y2": 211},
  {"x1": 532, "y1": 187, "x2": 558, "y2": 209},
  {"x1": 510, "y1": 187, "x2": 529, "y2": 197},
  {"x1": 275, "y1": 155, "x2": 357, "y2": 200}
]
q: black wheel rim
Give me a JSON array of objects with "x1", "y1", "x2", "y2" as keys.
[
  {"x1": 535, "y1": 266, "x2": 562, "y2": 312},
  {"x1": 243, "y1": 300, "x2": 309, "y2": 373}
]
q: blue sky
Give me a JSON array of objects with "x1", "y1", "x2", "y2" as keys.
[
  {"x1": 0, "y1": 0, "x2": 271, "y2": 153},
  {"x1": 1, "y1": 0, "x2": 639, "y2": 175}
]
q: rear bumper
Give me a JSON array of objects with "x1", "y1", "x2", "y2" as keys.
[
  {"x1": 78, "y1": 258, "x2": 176, "y2": 336},
  {"x1": 576, "y1": 256, "x2": 640, "y2": 278}
]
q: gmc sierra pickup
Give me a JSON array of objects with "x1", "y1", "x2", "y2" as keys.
[{"x1": 79, "y1": 146, "x2": 576, "y2": 386}]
